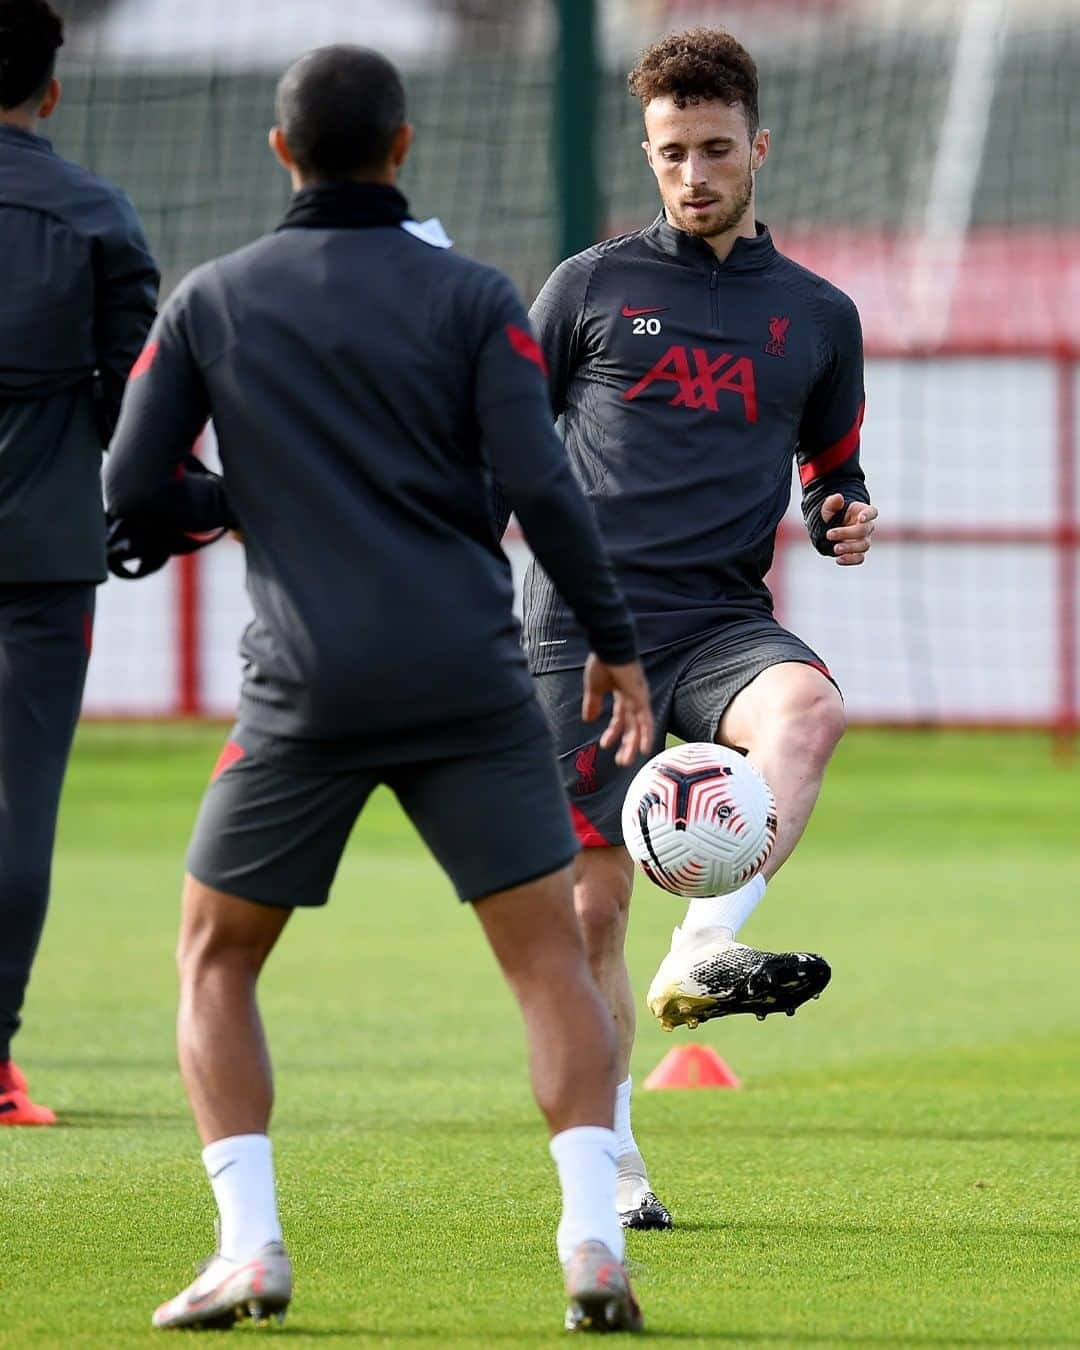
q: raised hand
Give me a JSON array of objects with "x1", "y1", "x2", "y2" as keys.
[{"x1": 822, "y1": 493, "x2": 878, "y2": 566}]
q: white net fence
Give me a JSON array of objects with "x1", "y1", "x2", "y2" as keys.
[{"x1": 50, "y1": 0, "x2": 1078, "y2": 728}]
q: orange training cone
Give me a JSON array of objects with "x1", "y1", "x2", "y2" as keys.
[{"x1": 643, "y1": 1044, "x2": 741, "y2": 1090}]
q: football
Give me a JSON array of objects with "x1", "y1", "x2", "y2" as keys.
[{"x1": 621, "y1": 743, "x2": 777, "y2": 897}]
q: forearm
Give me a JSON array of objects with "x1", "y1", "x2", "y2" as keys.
[
  {"x1": 95, "y1": 297, "x2": 159, "y2": 445},
  {"x1": 107, "y1": 451, "x2": 233, "y2": 533},
  {"x1": 475, "y1": 274, "x2": 634, "y2": 656},
  {"x1": 513, "y1": 474, "x2": 637, "y2": 664}
]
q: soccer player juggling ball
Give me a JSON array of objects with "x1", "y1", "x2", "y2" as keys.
[
  {"x1": 0, "y1": 0, "x2": 158, "y2": 1126},
  {"x1": 518, "y1": 28, "x2": 878, "y2": 1230},
  {"x1": 105, "y1": 45, "x2": 654, "y2": 1336}
]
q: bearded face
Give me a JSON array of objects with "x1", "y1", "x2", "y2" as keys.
[{"x1": 642, "y1": 96, "x2": 767, "y2": 245}]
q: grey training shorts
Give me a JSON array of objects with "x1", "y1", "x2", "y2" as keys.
[
  {"x1": 534, "y1": 613, "x2": 835, "y2": 849},
  {"x1": 186, "y1": 711, "x2": 578, "y2": 907}
]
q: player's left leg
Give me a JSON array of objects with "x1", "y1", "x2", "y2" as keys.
[
  {"x1": 649, "y1": 628, "x2": 840, "y2": 1029},
  {"x1": 573, "y1": 846, "x2": 672, "y2": 1231},
  {"x1": 0, "y1": 583, "x2": 94, "y2": 1126},
  {"x1": 533, "y1": 659, "x2": 683, "y2": 1230},
  {"x1": 716, "y1": 660, "x2": 846, "y2": 877},
  {"x1": 174, "y1": 877, "x2": 291, "y2": 1145}
]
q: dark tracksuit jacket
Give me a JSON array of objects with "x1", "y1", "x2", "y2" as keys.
[
  {"x1": 105, "y1": 183, "x2": 637, "y2": 762},
  {"x1": 0, "y1": 123, "x2": 158, "y2": 1058},
  {"x1": 0, "y1": 124, "x2": 159, "y2": 580},
  {"x1": 522, "y1": 216, "x2": 870, "y2": 673}
]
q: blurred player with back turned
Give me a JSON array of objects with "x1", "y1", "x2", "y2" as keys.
[
  {"x1": 105, "y1": 44, "x2": 654, "y2": 1335},
  {"x1": 0, "y1": 0, "x2": 158, "y2": 1126},
  {"x1": 519, "y1": 28, "x2": 878, "y2": 1228}
]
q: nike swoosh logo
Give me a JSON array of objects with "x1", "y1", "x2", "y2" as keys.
[
  {"x1": 209, "y1": 1160, "x2": 237, "y2": 1180},
  {"x1": 621, "y1": 305, "x2": 668, "y2": 318},
  {"x1": 185, "y1": 1259, "x2": 259, "y2": 1309}
]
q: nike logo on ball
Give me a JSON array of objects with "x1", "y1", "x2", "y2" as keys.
[{"x1": 621, "y1": 304, "x2": 668, "y2": 318}]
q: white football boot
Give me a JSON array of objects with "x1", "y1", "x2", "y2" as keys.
[
  {"x1": 616, "y1": 1150, "x2": 673, "y2": 1230},
  {"x1": 562, "y1": 1239, "x2": 644, "y2": 1333},
  {"x1": 152, "y1": 1241, "x2": 292, "y2": 1330},
  {"x1": 647, "y1": 926, "x2": 831, "y2": 1031}
]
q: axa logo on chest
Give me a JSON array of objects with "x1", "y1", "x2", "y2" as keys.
[{"x1": 623, "y1": 345, "x2": 758, "y2": 423}]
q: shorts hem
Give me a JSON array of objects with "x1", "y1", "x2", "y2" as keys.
[
  {"x1": 185, "y1": 864, "x2": 329, "y2": 910},
  {"x1": 718, "y1": 651, "x2": 842, "y2": 723},
  {"x1": 578, "y1": 836, "x2": 621, "y2": 849},
  {"x1": 463, "y1": 851, "x2": 579, "y2": 905}
]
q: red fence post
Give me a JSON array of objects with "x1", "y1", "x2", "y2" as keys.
[{"x1": 175, "y1": 552, "x2": 201, "y2": 717}]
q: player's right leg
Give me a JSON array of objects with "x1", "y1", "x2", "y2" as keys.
[
  {"x1": 474, "y1": 869, "x2": 642, "y2": 1333},
  {"x1": 153, "y1": 730, "x2": 374, "y2": 1330},
  {"x1": 153, "y1": 875, "x2": 294, "y2": 1331},
  {"x1": 391, "y1": 717, "x2": 646, "y2": 1330}
]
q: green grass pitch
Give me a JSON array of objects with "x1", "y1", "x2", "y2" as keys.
[{"x1": 2, "y1": 725, "x2": 1078, "y2": 1347}]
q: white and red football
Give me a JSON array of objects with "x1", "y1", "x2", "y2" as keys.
[{"x1": 621, "y1": 743, "x2": 777, "y2": 897}]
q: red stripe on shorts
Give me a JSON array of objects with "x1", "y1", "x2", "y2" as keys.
[
  {"x1": 210, "y1": 739, "x2": 245, "y2": 782},
  {"x1": 570, "y1": 802, "x2": 610, "y2": 848}
]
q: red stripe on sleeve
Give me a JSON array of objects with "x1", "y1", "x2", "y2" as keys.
[
  {"x1": 799, "y1": 400, "x2": 865, "y2": 486},
  {"x1": 506, "y1": 324, "x2": 548, "y2": 377},
  {"x1": 129, "y1": 341, "x2": 159, "y2": 382},
  {"x1": 570, "y1": 803, "x2": 610, "y2": 848}
]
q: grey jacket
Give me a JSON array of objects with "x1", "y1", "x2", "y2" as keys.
[
  {"x1": 523, "y1": 218, "x2": 870, "y2": 670},
  {"x1": 0, "y1": 124, "x2": 158, "y2": 581},
  {"x1": 106, "y1": 184, "x2": 636, "y2": 747}
]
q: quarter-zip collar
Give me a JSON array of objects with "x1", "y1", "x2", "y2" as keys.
[
  {"x1": 277, "y1": 181, "x2": 410, "y2": 232},
  {"x1": 645, "y1": 212, "x2": 776, "y2": 273}
]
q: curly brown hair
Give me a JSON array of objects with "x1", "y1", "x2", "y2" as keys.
[{"x1": 627, "y1": 28, "x2": 758, "y2": 136}]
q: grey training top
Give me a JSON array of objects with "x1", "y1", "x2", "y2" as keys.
[
  {"x1": 0, "y1": 124, "x2": 158, "y2": 582},
  {"x1": 521, "y1": 216, "x2": 870, "y2": 671},
  {"x1": 105, "y1": 184, "x2": 637, "y2": 752}
]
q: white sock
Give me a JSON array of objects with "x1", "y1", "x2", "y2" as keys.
[
  {"x1": 549, "y1": 1125, "x2": 624, "y2": 1265},
  {"x1": 682, "y1": 873, "x2": 767, "y2": 941},
  {"x1": 202, "y1": 1133, "x2": 283, "y2": 1261},
  {"x1": 614, "y1": 1077, "x2": 637, "y2": 1160},
  {"x1": 614, "y1": 1077, "x2": 653, "y2": 1211}
]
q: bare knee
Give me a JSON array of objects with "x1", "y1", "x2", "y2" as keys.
[
  {"x1": 773, "y1": 683, "x2": 846, "y2": 767},
  {"x1": 475, "y1": 864, "x2": 589, "y2": 989},
  {"x1": 574, "y1": 851, "x2": 633, "y2": 965},
  {"x1": 808, "y1": 687, "x2": 847, "y2": 757}
]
